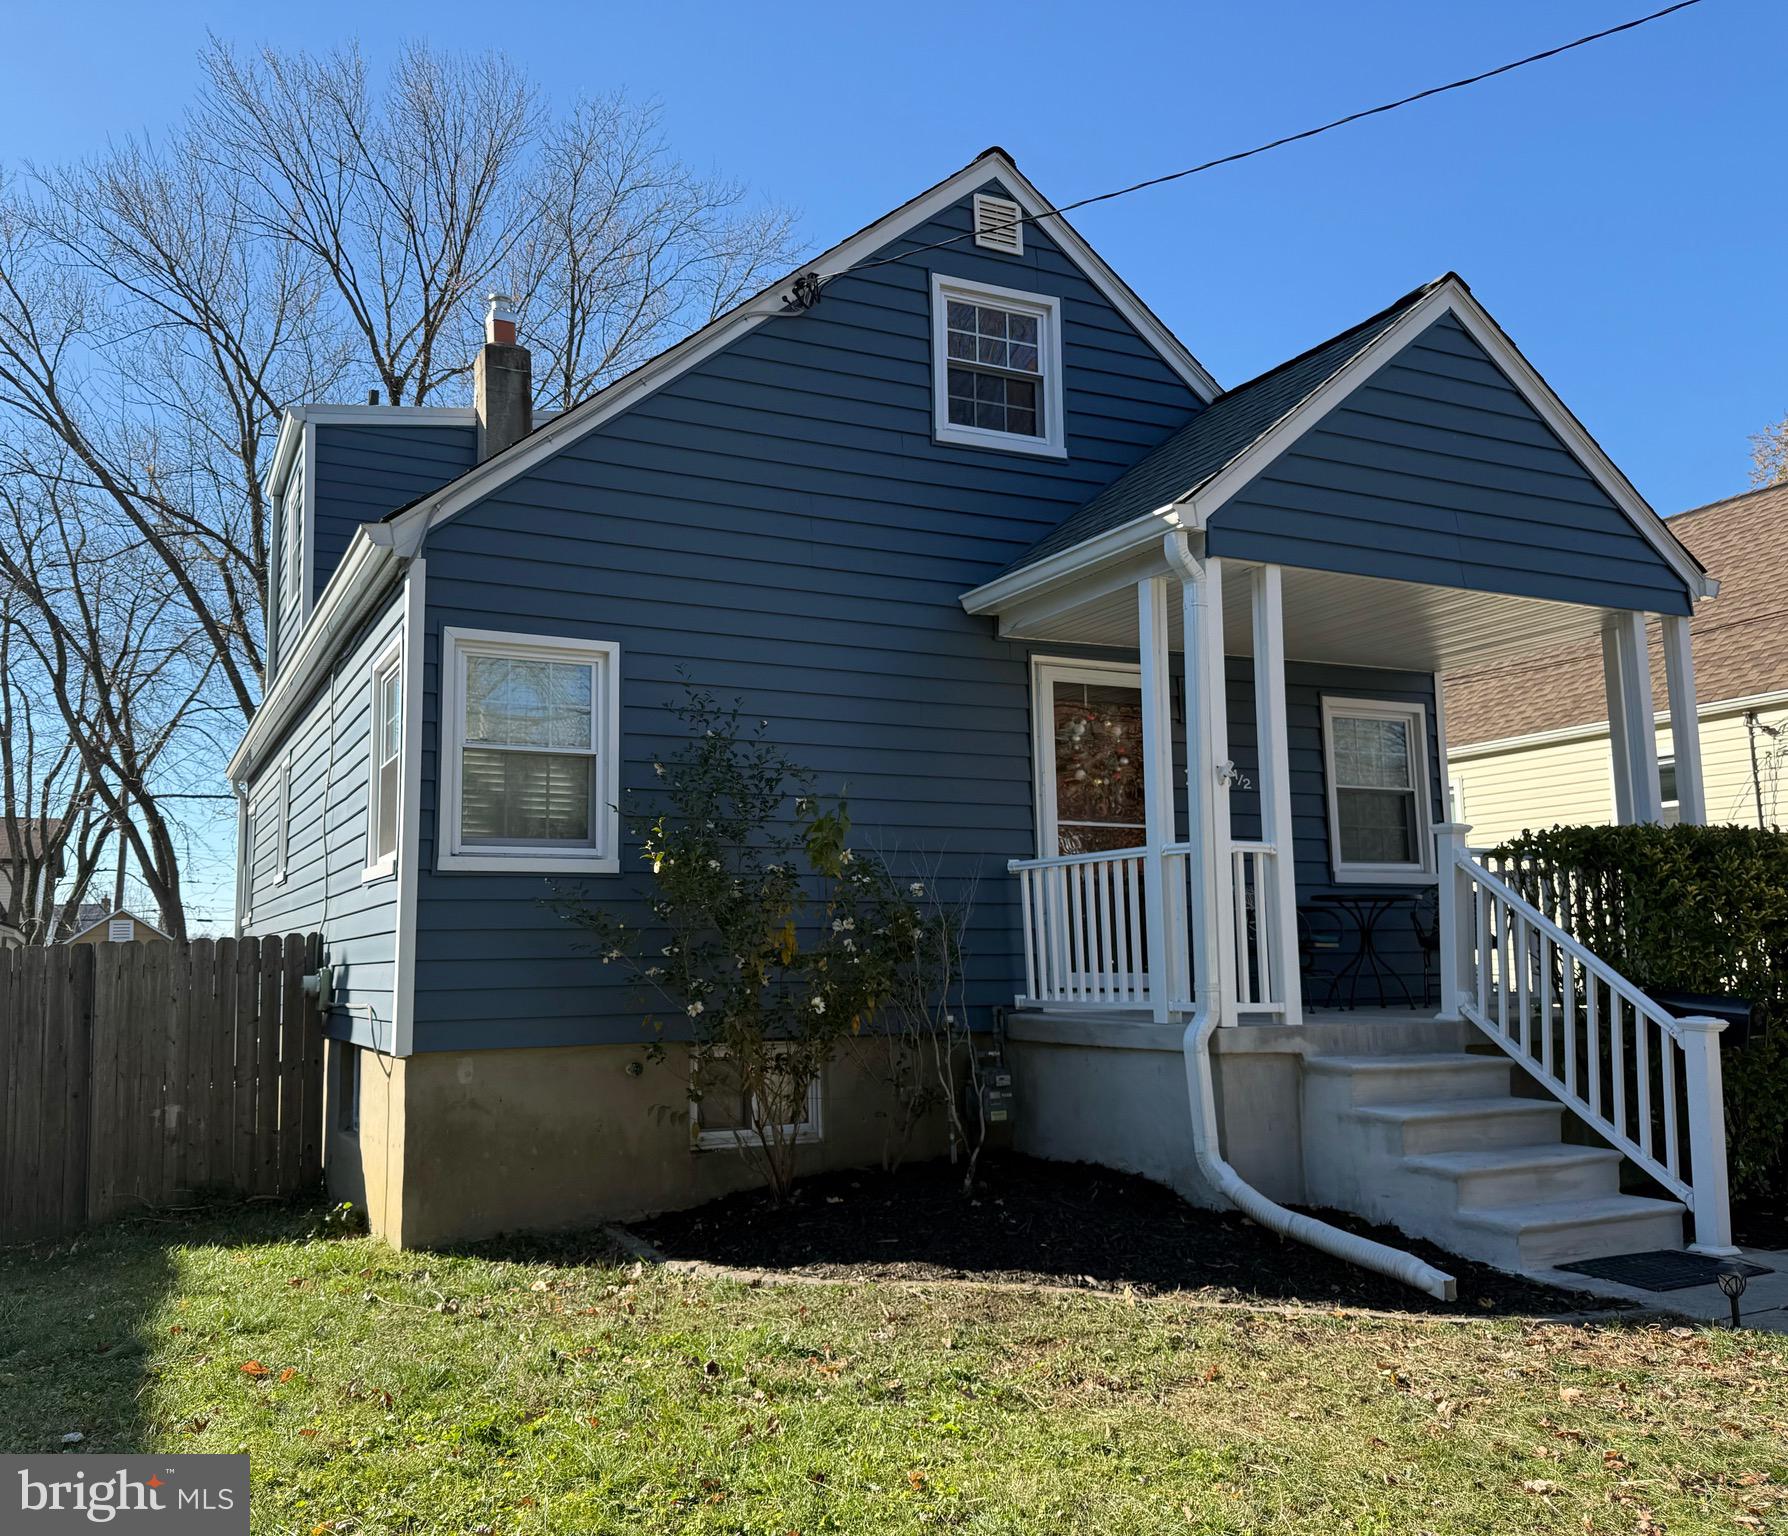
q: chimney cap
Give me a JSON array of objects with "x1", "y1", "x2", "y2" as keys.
[{"x1": 485, "y1": 292, "x2": 519, "y2": 347}]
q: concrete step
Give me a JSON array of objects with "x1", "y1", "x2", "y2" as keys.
[
  {"x1": 1453, "y1": 1193, "x2": 1687, "y2": 1270},
  {"x1": 1403, "y1": 1142, "x2": 1625, "y2": 1209},
  {"x1": 1305, "y1": 1052, "x2": 1512, "y2": 1105},
  {"x1": 1347, "y1": 1096, "x2": 1565, "y2": 1155}
]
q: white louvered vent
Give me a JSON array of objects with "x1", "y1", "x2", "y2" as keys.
[
  {"x1": 107, "y1": 917, "x2": 133, "y2": 943},
  {"x1": 972, "y1": 193, "x2": 1023, "y2": 255}
]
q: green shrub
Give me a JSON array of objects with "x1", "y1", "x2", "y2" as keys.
[{"x1": 1492, "y1": 822, "x2": 1788, "y2": 1198}]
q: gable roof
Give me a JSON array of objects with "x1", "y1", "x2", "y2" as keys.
[
  {"x1": 1004, "y1": 278, "x2": 1447, "y2": 575},
  {"x1": 1447, "y1": 482, "x2": 1788, "y2": 749},
  {"x1": 61, "y1": 906, "x2": 169, "y2": 943},
  {"x1": 0, "y1": 817, "x2": 63, "y2": 860},
  {"x1": 975, "y1": 274, "x2": 1711, "y2": 611},
  {"x1": 229, "y1": 148, "x2": 1216, "y2": 783}
]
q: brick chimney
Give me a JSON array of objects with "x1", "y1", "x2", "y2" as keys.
[{"x1": 475, "y1": 292, "x2": 532, "y2": 462}]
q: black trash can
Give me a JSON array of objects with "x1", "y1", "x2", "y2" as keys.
[{"x1": 1648, "y1": 988, "x2": 1754, "y2": 1050}]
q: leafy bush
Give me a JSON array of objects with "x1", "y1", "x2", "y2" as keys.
[
  {"x1": 554, "y1": 687, "x2": 975, "y2": 1201},
  {"x1": 1492, "y1": 822, "x2": 1788, "y2": 1197}
]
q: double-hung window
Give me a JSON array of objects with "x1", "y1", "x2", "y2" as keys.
[
  {"x1": 931, "y1": 274, "x2": 1064, "y2": 457},
  {"x1": 438, "y1": 628, "x2": 620, "y2": 874},
  {"x1": 365, "y1": 639, "x2": 403, "y2": 879},
  {"x1": 1320, "y1": 697, "x2": 1435, "y2": 883}
]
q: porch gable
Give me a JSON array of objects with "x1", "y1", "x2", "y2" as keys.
[{"x1": 1205, "y1": 308, "x2": 1697, "y2": 616}]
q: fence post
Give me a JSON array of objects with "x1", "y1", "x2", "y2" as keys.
[
  {"x1": 1434, "y1": 822, "x2": 1473, "y2": 1021},
  {"x1": 1677, "y1": 1015, "x2": 1737, "y2": 1255}
]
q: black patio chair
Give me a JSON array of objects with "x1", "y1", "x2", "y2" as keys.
[
  {"x1": 1299, "y1": 906, "x2": 1345, "y2": 1010},
  {"x1": 1411, "y1": 887, "x2": 1440, "y2": 1009}
]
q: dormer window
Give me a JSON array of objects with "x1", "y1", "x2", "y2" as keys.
[{"x1": 931, "y1": 275, "x2": 1064, "y2": 458}]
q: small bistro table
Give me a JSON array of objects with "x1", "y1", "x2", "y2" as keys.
[{"x1": 1308, "y1": 891, "x2": 1418, "y2": 1010}]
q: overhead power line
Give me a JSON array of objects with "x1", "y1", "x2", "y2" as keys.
[{"x1": 809, "y1": 0, "x2": 1707, "y2": 291}]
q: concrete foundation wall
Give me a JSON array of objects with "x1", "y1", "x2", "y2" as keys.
[
  {"x1": 1006, "y1": 1012, "x2": 1469, "y2": 1211},
  {"x1": 329, "y1": 1040, "x2": 945, "y2": 1248}
]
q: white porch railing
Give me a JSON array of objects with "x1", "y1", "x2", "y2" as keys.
[
  {"x1": 1228, "y1": 840, "x2": 1284, "y2": 1014},
  {"x1": 1009, "y1": 839, "x2": 1285, "y2": 1016},
  {"x1": 1438, "y1": 827, "x2": 1734, "y2": 1253},
  {"x1": 1009, "y1": 846, "x2": 1151, "y2": 1008}
]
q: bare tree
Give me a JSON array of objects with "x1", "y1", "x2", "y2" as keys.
[
  {"x1": 1751, "y1": 412, "x2": 1788, "y2": 488},
  {"x1": 0, "y1": 41, "x2": 798, "y2": 936}
]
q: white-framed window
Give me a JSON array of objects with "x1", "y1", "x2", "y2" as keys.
[
  {"x1": 1659, "y1": 754, "x2": 1680, "y2": 826},
  {"x1": 437, "y1": 627, "x2": 620, "y2": 874},
  {"x1": 274, "y1": 755, "x2": 291, "y2": 886},
  {"x1": 364, "y1": 638, "x2": 404, "y2": 880},
  {"x1": 283, "y1": 456, "x2": 305, "y2": 626},
  {"x1": 690, "y1": 1050, "x2": 824, "y2": 1152},
  {"x1": 930, "y1": 273, "x2": 1065, "y2": 458},
  {"x1": 1320, "y1": 697, "x2": 1436, "y2": 883}
]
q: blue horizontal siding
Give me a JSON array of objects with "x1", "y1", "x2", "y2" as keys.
[
  {"x1": 242, "y1": 584, "x2": 407, "y2": 1050},
  {"x1": 410, "y1": 178, "x2": 1207, "y2": 1051},
  {"x1": 311, "y1": 422, "x2": 476, "y2": 599},
  {"x1": 1206, "y1": 312, "x2": 1692, "y2": 616}
]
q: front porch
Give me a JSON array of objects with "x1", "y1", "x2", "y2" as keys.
[{"x1": 969, "y1": 545, "x2": 1734, "y2": 1268}]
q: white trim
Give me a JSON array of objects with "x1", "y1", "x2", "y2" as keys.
[
  {"x1": 436, "y1": 625, "x2": 621, "y2": 875},
  {"x1": 391, "y1": 561, "x2": 426, "y2": 1057},
  {"x1": 690, "y1": 1052, "x2": 824, "y2": 1151},
  {"x1": 275, "y1": 753, "x2": 291, "y2": 886},
  {"x1": 1028, "y1": 655, "x2": 1144, "y2": 858},
  {"x1": 930, "y1": 273, "x2": 1065, "y2": 458},
  {"x1": 362, "y1": 633, "x2": 404, "y2": 883},
  {"x1": 961, "y1": 276, "x2": 1713, "y2": 619},
  {"x1": 227, "y1": 529, "x2": 400, "y2": 782},
  {"x1": 1319, "y1": 695, "x2": 1437, "y2": 884},
  {"x1": 1447, "y1": 686, "x2": 1788, "y2": 760}
]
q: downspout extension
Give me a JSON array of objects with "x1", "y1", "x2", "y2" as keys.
[
  {"x1": 1182, "y1": 1009, "x2": 1455, "y2": 1301},
  {"x1": 1158, "y1": 528, "x2": 1454, "y2": 1303}
]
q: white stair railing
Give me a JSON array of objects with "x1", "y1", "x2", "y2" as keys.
[
  {"x1": 1435, "y1": 823, "x2": 1734, "y2": 1254},
  {"x1": 1009, "y1": 846, "x2": 1151, "y2": 1008}
]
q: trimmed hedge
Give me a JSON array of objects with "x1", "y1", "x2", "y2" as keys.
[{"x1": 1491, "y1": 823, "x2": 1788, "y2": 1200}]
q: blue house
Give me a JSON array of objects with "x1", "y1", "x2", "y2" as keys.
[{"x1": 229, "y1": 150, "x2": 1734, "y2": 1282}]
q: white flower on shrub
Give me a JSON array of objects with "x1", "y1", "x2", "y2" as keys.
[
  {"x1": 910, "y1": 882, "x2": 925, "y2": 897},
  {"x1": 809, "y1": 995, "x2": 826, "y2": 1014},
  {"x1": 686, "y1": 1001, "x2": 704, "y2": 1018}
]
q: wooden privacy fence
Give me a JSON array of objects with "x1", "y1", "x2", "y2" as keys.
[{"x1": 0, "y1": 933, "x2": 325, "y2": 1243}]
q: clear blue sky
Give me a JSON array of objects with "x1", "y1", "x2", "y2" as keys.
[
  {"x1": 5, "y1": 0, "x2": 1781, "y2": 930},
  {"x1": 8, "y1": 0, "x2": 1781, "y2": 514}
]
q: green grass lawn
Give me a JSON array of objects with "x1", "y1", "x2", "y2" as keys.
[{"x1": 2, "y1": 1204, "x2": 1785, "y2": 1535}]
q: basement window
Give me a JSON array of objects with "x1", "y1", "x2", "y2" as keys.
[
  {"x1": 690, "y1": 1051, "x2": 823, "y2": 1151},
  {"x1": 1320, "y1": 697, "x2": 1436, "y2": 883},
  {"x1": 931, "y1": 274, "x2": 1064, "y2": 458}
]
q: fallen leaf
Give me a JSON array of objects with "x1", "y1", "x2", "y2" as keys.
[
  {"x1": 278, "y1": 1367, "x2": 297, "y2": 1384},
  {"x1": 239, "y1": 1361, "x2": 271, "y2": 1378},
  {"x1": 1521, "y1": 1479, "x2": 1560, "y2": 1495},
  {"x1": 1558, "y1": 1387, "x2": 1583, "y2": 1404},
  {"x1": 298, "y1": 1428, "x2": 319, "y2": 1439}
]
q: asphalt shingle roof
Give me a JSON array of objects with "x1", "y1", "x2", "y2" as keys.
[
  {"x1": 1444, "y1": 482, "x2": 1788, "y2": 747},
  {"x1": 1004, "y1": 277, "x2": 1450, "y2": 576}
]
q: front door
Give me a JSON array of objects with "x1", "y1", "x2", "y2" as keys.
[{"x1": 1034, "y1": 659, "x2": 1148, "y2": 855}]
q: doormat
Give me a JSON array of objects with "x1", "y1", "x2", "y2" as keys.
[{"x1": 1557, "y1": 1250, "x2": 1773, "y2": 1292}]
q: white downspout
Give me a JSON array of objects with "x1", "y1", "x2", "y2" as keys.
[{"x1": 1161, "y1": 531, "x2": 1455, "y2": 1303}]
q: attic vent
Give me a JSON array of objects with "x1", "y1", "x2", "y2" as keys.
[
  {"x1": 107, "y1": 917, "x2": 133, "y2": 943},
  {"x1": 972, "y1": 193, "x2": 1023, "y2": 255}
]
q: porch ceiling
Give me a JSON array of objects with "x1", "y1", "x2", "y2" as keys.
[{"x1": 1006, "y1": 561, "x2": 1617, "y2": 673}]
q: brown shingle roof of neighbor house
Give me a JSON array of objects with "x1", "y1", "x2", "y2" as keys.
[
  {"x1": 0, "y1": 817, "x2": 63, "y2": 859},
  {"x1": 1444, "y1": 482, "x2": 1788, "y2": 748}
]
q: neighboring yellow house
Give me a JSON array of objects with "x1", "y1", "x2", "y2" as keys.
[{"x1": 1445, "y1": 483, "x2": 1788, "y2": 845}]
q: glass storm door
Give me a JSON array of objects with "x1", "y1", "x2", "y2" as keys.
[{"x1": 1037, "y1": 662, "x2": 1147, "y2": 855}]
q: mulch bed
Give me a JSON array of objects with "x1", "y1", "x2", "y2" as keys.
[{"x1": 630, "y1": 1153, "x2": 1628, "y2": 1317}]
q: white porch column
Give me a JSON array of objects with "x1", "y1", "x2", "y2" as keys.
[
  {"x1": 1433, "y1": 821, "x2": 1475, "y2": 1021},
  {"x1": 1678, "y1": 1015, "x2": 1737, "y2": 1255},
  {"x1": 1137, "y1": 575, "x2": 1177, "y2": 1024},
  {"x1": 1250, "y1": 565, "x2": 1303, "y2": 1027},
  {"x1": 1180, "y1": 553, "x2": 1237, "y2": 1026},
  {"x1": 1661, "y1": 614, "x2": 1707, "y2": 824},
  {"x1": 1602, "y1": 613, "x2": 1662, "y2": 824}
]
